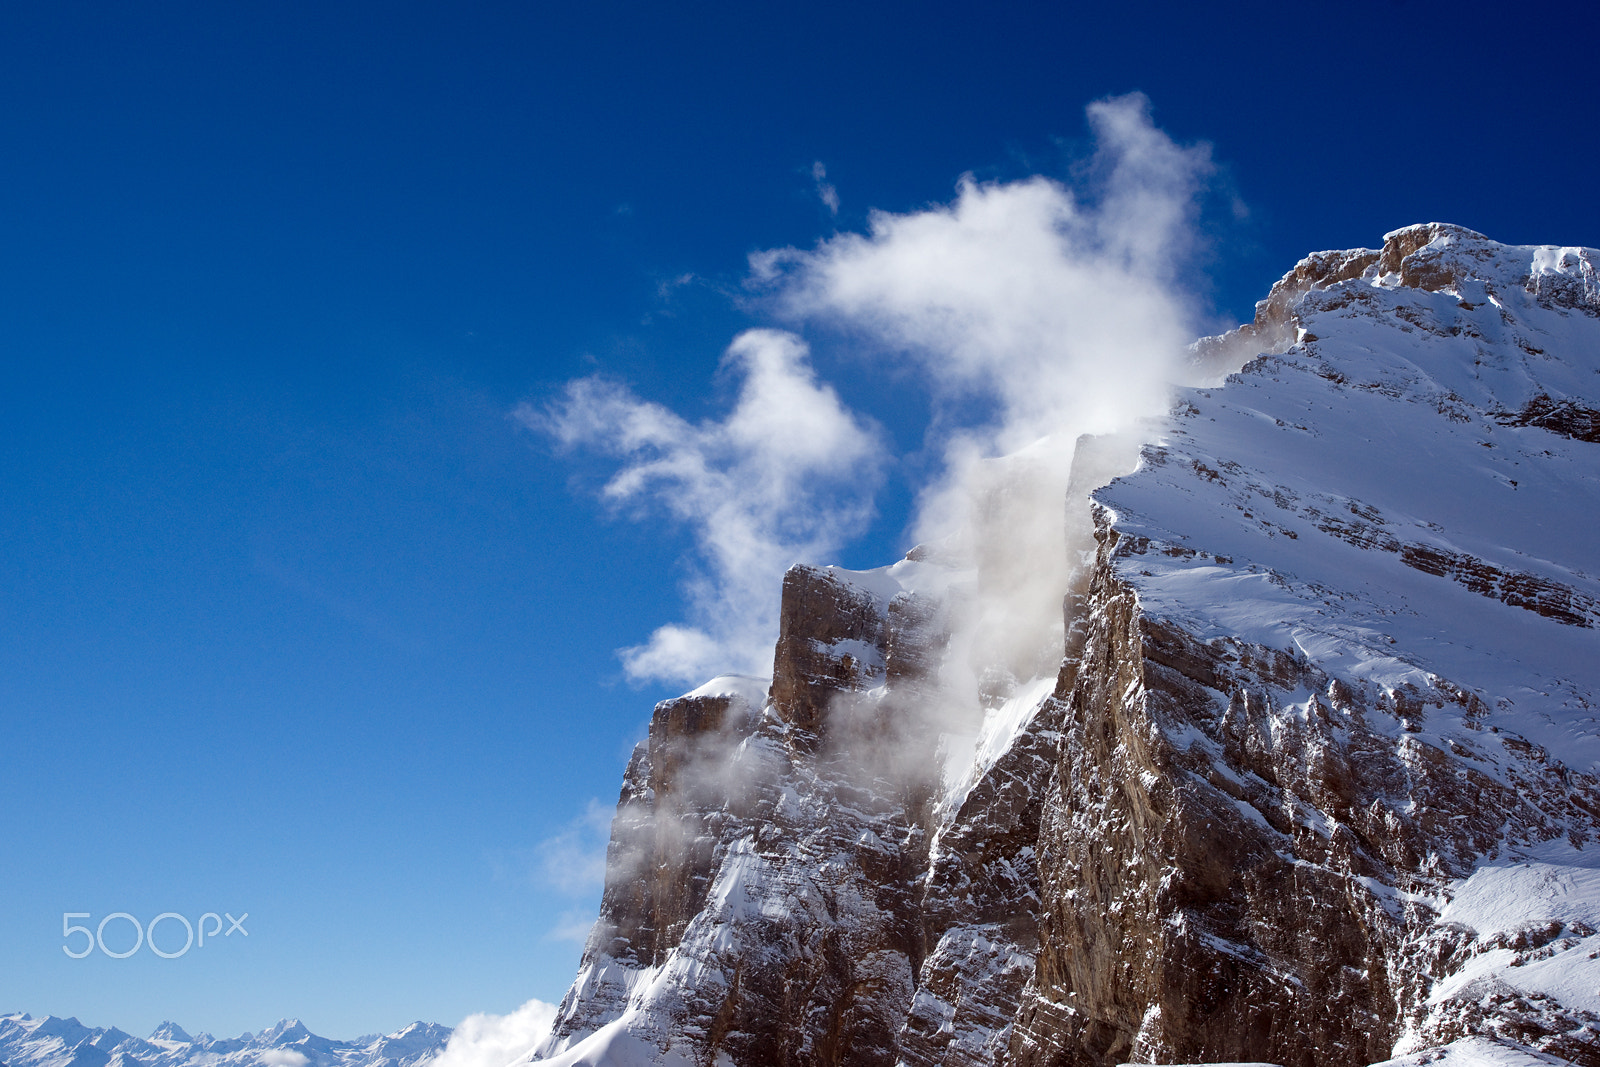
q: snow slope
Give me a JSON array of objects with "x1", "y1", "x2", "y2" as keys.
[{"x1": 1103, "y1": 226, "x2": 1600, "y2": 777}]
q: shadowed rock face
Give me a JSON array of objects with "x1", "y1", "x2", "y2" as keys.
[
  {"x1": 535, "y1": 226, "x2": 1600, "y2": 1067},
  {"x1": 594, "y1": 692, "x2": 740, "y2": 969},
  {"x1": 899, "y1": 693, "x2": 1064, "y2": 1067},
  {"x1": 1002, "y1": 224, "x2": 1600, "y2": 1067}
]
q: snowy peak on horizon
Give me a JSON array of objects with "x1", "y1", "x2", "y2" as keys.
[
  {"x1": 0, "y1": 1013, "x2": 451, "y2": 1067},
  {"x1": 145, "y1": 1024, "x2": 192, "y2": 1046}
]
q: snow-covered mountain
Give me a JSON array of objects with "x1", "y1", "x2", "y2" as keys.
[
  {"x1": 0, "y1": 1013, "x2": 451, "y2": 1067},
  {"x1": 527, "y1": 224, "x2": 1600, "y2": 1066}
]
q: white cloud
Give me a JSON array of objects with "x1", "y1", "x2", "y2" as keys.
[
  {"x1": 763, "y1": 93, "x2": 1207, "y2": 459},
  {"x1": 429, "y1": 999, "x2": 558, "y2": 1067},
  {"x1": 522, "y1": 328, "x2": 884, "y2": 685},
  {"x1": 487, "y1": 802, "x2": 611, "y2": 943},
  {"x1": 753, "y1": 91, "x2": 1215, "y2": 684}
]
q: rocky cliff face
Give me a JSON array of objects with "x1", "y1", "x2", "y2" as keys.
[
  {"x1": 529, "y1": 225, "x2": 1600, "y2": 1067},
  {"x1": 531, "y1": 566, "x2": 953, "y2": 1067}
]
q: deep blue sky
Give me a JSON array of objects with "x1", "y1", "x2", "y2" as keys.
[{"x1": 3, "y1": 0, "x2": 1596, "y2": 1040}]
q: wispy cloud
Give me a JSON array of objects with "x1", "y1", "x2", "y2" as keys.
[
  {"x1": 811, "y1": 161, "x2": 839, "y2": 216},
  {"x1": 520, "y1": 329, "x2": 884, "y2": 685},
  {"x1": 545, "y1": 909, "x2": 598, "y2": 946},
  {"x1": 488, "y1": 801, "x2": 610, "y2": 943},
  {"x1": 532, "y1": 799, "x2": 611, "y2": 896}
]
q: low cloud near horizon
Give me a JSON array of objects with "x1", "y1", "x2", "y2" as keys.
[{"x1": 429, "y1": 1000, "x2": 557, "y2": 1067}]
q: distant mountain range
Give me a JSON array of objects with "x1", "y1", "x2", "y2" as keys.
[{"x1": 0, "y1": 1013, "x2": 450, "y2": 1067}]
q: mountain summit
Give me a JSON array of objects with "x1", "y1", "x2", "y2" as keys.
[{"x1": 527, "y1": 225, "x2": 1600, "y2": 1067}]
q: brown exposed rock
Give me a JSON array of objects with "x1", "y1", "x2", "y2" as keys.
[
  {"x1": 540, "y1": 563, "x2": 966, "y2": 1066},
  {"x1": 1376, "y1": 223, "x2": 1490, "y2": 291},
  {"x1": 1231, "y1": 247, "x2": 1383, "y2": 355},
  {"x1": 1396, "y1": 542, "x2": 1598, "y2": 627},
  {"x1": 1301, "y1": 501, "x2": 1600, "y2": 628},
  {"x1": 553, "y1": 690, "x2": 749, "y2": 984},
  {"x1": 1212, "y1": 223, "x2": 1596, "y2": 375},
  {"x1": 771, "y1": 566, "x2": 892, "y2": 736},
  {"x1": 1495, "y1": 393, "x2": 1600, "y2": 443},
  {"x1": 1008, "y1": 512, "x2": 1600, "y2": 1067}
]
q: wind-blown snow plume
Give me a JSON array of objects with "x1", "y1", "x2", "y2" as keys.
[
  {"x1": 520, "y1": 98, "x2": 1223, "y2": 1061},
  {"x1": 524, "y1": 329, "x2": 883, "y2": 685},
  {"x1": 757, "y1": 91, "x2": 1213, "y2": 684}
]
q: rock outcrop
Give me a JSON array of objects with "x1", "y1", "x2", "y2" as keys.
[
  {"x1": 534, "y1": 567, "x2": 950, "y2": 1066},
  {"x1": 531, "y1": 225, "x2": 1600, "y2": 1067}
]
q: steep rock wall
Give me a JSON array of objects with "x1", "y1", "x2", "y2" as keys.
[{"x1": 1010, "y1": 511, "x2": 1600, "y2": 1067}]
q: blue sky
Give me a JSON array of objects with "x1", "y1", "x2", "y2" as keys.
[{"x1": 3, "y1": 0, "x2": 1597, "y2": 1042}]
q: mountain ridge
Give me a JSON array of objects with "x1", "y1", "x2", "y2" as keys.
[{"x1": 528, "y1": 223, "x2": 1600, "y2": 1067}]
